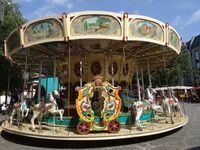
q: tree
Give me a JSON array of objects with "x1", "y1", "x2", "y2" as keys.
[
  {"x1": 0, "y1": 0, "x2": 25, "y2": 93},
  {"x1": 0, "y1": 0, "x2": 25, "y2": 55},
  {"x1": 0, "y1": 56, "x2": 23, "y2": 94},
  {"x1": 144, "y1": 44, "x2": 193, "y2": 87}
]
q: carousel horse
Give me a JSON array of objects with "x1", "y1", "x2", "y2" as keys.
[
  {"x1": 131, "y1": 100, "x2": 144, "y2": 131},
  {"x1": 130, "y1": 87, "x2": 169, "y2": 130},
  {"x1": 31, "y1": 90, "x2": 64, "y2": 131},
  {"x1": 10, "y1": 95, "x2": 29, "y2": 125},
  {"x1": 160, "y1": 90, "x2": 174, "y2": 124},
  {"x1": 146, "y1": 87, "x2": 163, "y2": 114},
  {"x1": 167, "y1": 90, "x2": 184, "y2": 117},
  {"x1": 147, "y1": 88, "x2": 175, "y2": 124}
]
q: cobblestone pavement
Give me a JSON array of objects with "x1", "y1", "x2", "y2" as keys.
[{"x1": 0, "y1": 103, "x2": 200, "y2": 150}]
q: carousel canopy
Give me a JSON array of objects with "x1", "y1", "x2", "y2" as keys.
[{"x1": 4, "y1": 11, "x2": 182, "y2": 84}]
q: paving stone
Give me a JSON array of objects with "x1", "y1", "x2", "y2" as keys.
[{"x1": 150, "y1": 145, "x2": 183, "y2": 150}]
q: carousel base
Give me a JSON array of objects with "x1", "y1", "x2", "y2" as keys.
[{"x1": 1, "y1": 115, "x2": 188, "y2": 141}]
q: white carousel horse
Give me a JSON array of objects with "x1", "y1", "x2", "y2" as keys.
[
  {"x1": 146, "y1": 87, "x2": 163, "y2": 114},
  {"x1": 131, "y1": 100, "x2": 144, "y2": 131},
  {"x1": 130, "y1": 88, "x2": 169, "y2": 130},
  {"x1": 10, "y1": 93, "x2": 29, "y2": 124},
  {"x1": 168, "y1": 90, "x2": 184, "y2": 117},
  {"x1": 31, "y1": 90, "x2": 64, "y2": 131},
  {"x1": 147, "y1": 88, "x2": 176, "y2": 124},
  {"x1": 159, "y1": 90, "x2": 175, "y2": 124}
]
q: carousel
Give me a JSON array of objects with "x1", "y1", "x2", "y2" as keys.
[{"x1": 1, "y1": 11, "x2": 188, "y2": 140}]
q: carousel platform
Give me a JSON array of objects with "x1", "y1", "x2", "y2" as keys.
[{"x1": 1, "y1": 115, "x2": 188, "y2": 141}]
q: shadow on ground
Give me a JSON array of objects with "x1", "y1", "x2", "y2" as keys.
[
  {"x1": 1, "y1": 127, "x2": 182, "y2": 149},
  {"x1": 187, "y1": 146, "x2": 200, "y2": 150}
]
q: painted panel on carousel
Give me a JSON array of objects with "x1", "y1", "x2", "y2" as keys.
[
  {"x1": 70, "y1": 15, "x2": 121, "y2": 36},
  {"x1": 24, "y1": 19, "x2": 63, "y2": 44},
  {"x1": 168, "y1": 29, "x2": 180, "y2": 50},
  {"x1": 7, "y1": 30, "x2": 20, "y2": 53},
  {"x1": 129, "y1": 19, "x2": 164, "y2": 42}
]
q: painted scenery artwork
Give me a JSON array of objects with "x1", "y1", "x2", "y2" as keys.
[
  {"x1": 129, "y1": 19, "x2": 164, "y2": 42},
  {"x1": 83, "y1": 16, "x2": 110, "y2": 31},
  {"x1": 168, "y1": 29, "x2": 179, "y2": 50},
  {"x1": 71, "y1": 15, "x2": 121, "y2": 36},
  {"x1": 24, "y1": 19, "x2": 63, "y2": 44}
]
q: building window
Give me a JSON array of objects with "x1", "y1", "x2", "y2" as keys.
[
  {"x1": 196, "y1": 62, "x2": 200, "y2": 70},
  {"x1": 194, "y1": 50, "x2": 199, "y2": 60}
]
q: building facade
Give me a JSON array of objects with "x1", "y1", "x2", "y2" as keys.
[{"x1": 187, "y1": 35, "x2": 200, "y2": 71}]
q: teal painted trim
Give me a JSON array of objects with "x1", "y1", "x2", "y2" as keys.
[
  {"x1": 43, "y1": 115, "x2": 79, "y2": 127},
  {"x1": 41, "y1": 77, "x2": 60, "y2": 97},
  {"x1": 43, "y1": 112, "x2": 154, "y2": 127},
  {"x1": 31, "y1": 77, "x2": 60, "y2": 97}
]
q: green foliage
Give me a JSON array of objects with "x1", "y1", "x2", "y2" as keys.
[
  {"x1": 0, "y1": 0, "x2": 25, "y2": 55},
  {"x1": 0, "y1": 56, "x2": 23, "y2": 93},
  {"x1": 0, "y1": 0, "x2": 25, "y2": 93},
  {"x1": 145, "y1": 46, "x2": 193, "y2": 87}
]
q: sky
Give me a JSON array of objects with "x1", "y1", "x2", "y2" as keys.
[{"x1": 13, "y1": 0, "x2": 200, "y2": 42}]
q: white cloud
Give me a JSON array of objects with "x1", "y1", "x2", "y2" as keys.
[
  {"x1": 67, "y1": 3, "x2": 73, "y2": 9},
  {"x1": 135, "y1": 0, "x2": 154, "y2": 4},
  {"x1": 119, "y1": 10, "x2": 125, "y2": 14},
  {"x1": 133, "y1": 10, "x2": 140, "y2": 15},
  {"x1": 14, "y1": 0, "x2": 33, "y2": 3},
  {"x1": 32, "y1": 5, "x2": 54, "y2": 18},
  {"x1": 51, "y1": 0, "x2": 65, "y2": 6},
  {"x1": 171, "y1": 15, "x2": 183, "y2": 28},
  {"x1": 178, "y1": 1, "x2": 196, "y2": 10},
  {"x1": 173, "y1": 9, "x2": 200, "y2": 30},
  {"x1": 28, "y1": 0, "x2": 74, "y2": 19},
  {"x1": 187, "y1": 9, "x2": 200, "y2": 25}
]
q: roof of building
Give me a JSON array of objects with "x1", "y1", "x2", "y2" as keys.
[{"x1": 186, "y1": 34, "x2": 200, "y2": 50}]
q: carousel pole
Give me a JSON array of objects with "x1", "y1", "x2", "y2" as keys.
[
  {"x1": 67, "y1": 45, "x2": 71, "y2": 116},
  {"x1": 123, "y1": 45, "x2": 131, "y2": 132},
  {"x1": 135, "y1": 55, "x2": 141, "y2": 101},
  {"x1": 67, "y1": 44, "x2": 71, "y2": 136},
  {"x1": 147, "y1": 53, "x2": 152, "y2": 87},
  {"x1": 136, "y1": 68, "x2": 141, "y2": 101},
  {"x1": 51, "y1": 57, "x2": 56, "y2": 134},
  {"x1": 53, "y1": 57, "x2": 56, "y2": 90},
  {"x1": 38, "y1": 61, "x2": 43, "y2": 103},
  {"x1": 123, "y1": 46, "x2": 128, "y2": 94},
  {"x1": 110, "y1": 49, "x2": 114, "y2": 86},
  {"x1": 46, "y1": 70, "x2": 48, "y2": 98},
  {"x1": 111, "y1": 61, "x2": 114, "y2": 86},
  {"x1": 163, "y1": 52, "x2": 168, "y2": 86},
  {"x1": 80, "y1": 56, "x2": 83, "y2": 87},
  {"x1": 23, "y1": 49, "x2": 28, "y2": 96},
  {"x1": 141, "y1": 68, "x2": 145, "y2": 99},
  {"x1": 53, "y1": 57, "x2": 57, "y2": 134}
]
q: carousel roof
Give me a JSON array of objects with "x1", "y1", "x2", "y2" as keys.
[{"x1": 4, "y1": 11, "x2": 182, "y2": 79}]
